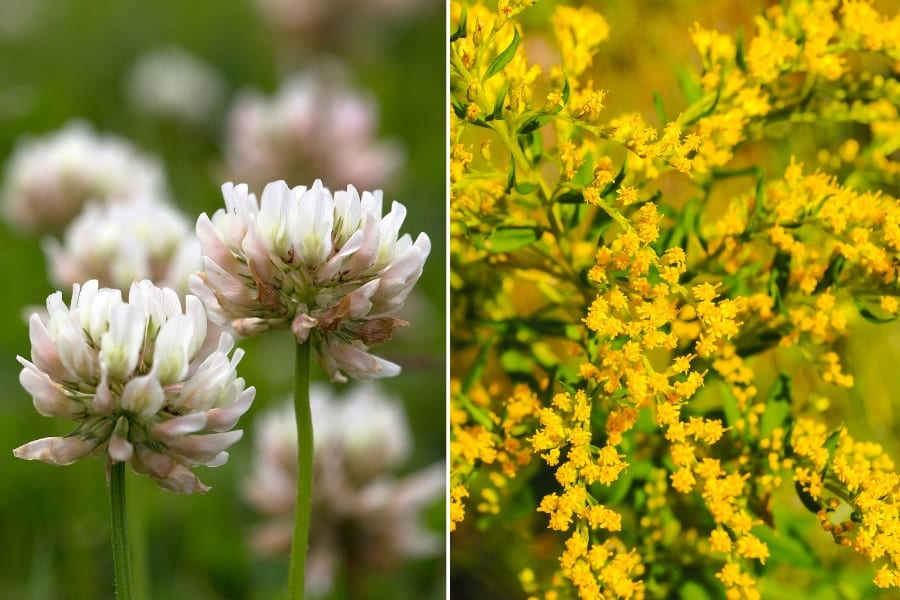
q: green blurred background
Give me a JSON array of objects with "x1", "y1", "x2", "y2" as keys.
[{"x1": 0, "y1": 0, "x2": 446, "y2": 598}]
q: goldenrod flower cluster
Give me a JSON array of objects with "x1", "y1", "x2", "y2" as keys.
[{"x1": 451, "y1": 0, "x2": 900, "y2": 597}]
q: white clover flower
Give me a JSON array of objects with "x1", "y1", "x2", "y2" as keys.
[
  {"x1": 191, "y1": 179, "x2": 430, "y2": 382},
  {"x1": 224, "y1": 71, "x2": 404, "y2": 192},
  {"x1": 2, "y1": 121, "x2": 166, "y2": 233},
  {"x1": 44, "y1": 196, "x2": 201, "y2": 294},
  {"x1": 125, "y1": 46, "x2": 226, "y2": 126},
  {"x1": 244, "y1": 384, "x2": 444, "y2": 596},
  {"x1": 13, "y1": 279, "x2": 254, "y2": 493}
]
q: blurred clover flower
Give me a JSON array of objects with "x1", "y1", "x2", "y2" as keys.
[
  {"x1": 13, "y1": 279, "x2": 254, "y2": 493},
  {"x1": 190, "y1": 179, "x2": 430, "y2": 382},
  {"x1": 254, "y1": 0, "x2": 438, "y2": 48},
  {"x1": 125, "y1": 46, "x2": 226, "y2": 127},
  {"x1": 44, "y1": 197, "x2": 200, "y2": 294},
  {"x1": 1, "y1": 121, "x2": 165, "y2": 233},
  {"x1": 244, "y1": 384, "x2": 444, "y2": 597},
  {"x1": 224, "y1": 70, "x2": 404, "y2": 191}
]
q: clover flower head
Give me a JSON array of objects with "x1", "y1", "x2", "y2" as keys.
[
  {"x1": 13, "y1": 279, "x2": 254, "y2": 493},
  {"x1": 126, "y1": 46, "x2": 226, "y2": 126},
  {"x1": 224, "y1": 70, "x2": 403, "y2": 191},
  {"x1": 44, "y1": 196, "x2": 201, "y2": 294},
  {"x1": 2, "y1": 121, "x2": 166, "y2": 233},
  {"x1": 244, "y1": 384, "x2": 443, "y2": 596},
  {"x1": 191, "y1": 179, "x2": 430, "y2": 382}
]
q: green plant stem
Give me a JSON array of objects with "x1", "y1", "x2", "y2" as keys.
[
  {"x1": 109, "y1": 461, "x2": 135, "y2": 600},
  {"x1": 288, "y1": 341, "x2": 313, "y2": 599}
]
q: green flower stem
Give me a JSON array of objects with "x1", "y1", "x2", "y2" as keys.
[
  {"x1": 288, "y1": 341, "x2": 313, "y2": 599},
  {"x1": 109, "y1": 460, "x2": 135, "y2": 600}
]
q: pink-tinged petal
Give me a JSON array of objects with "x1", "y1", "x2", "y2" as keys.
[
  {"x1": 166, "y1": 430, "x2": 244, "y2": 465},
  {"x1": 106, "y1": 416, "x2": 133, "y2": 464},
  {"x1": 17, "y1": 358, "x2": 82, "y2": 419},
  {"x1": 345, "y1": 212, "x2": 380, "y2": 274},
  {"x1": 233, "y1": 317, "x2": 281, "y2": 337},
  {"x1": 243, "y1": 224, "x2": 279, "y2": 283},
  {"x1": 205, "y1": 388, "x2": 254, "y2": 432},
  {"x1": 13, "y1": 436, "x2": 99, "y2": 465},
  {"x1": 199, "y1": 257, "x2": 256, "y2": 308},
  {"x1": 56, "y1": 317, "x2": 99, "y2": 383},
  {"x1": 153, "y1": 412, "x2": 208, "y2": 439},
  {"x1": 291, "y1": 313, "x2": 318, "y2": 343},
  {"x1": 370, "y1": 233, "x2": 430, "y2": 315},
  {"x1": 132, "y1": 446, "x2": 210, "y2": 494},
  {"x1": 317, "y1": 337, "x2": 401, "y2": 382},
  {"x1": 345, "y1": 279, "x2": 380, "y2": 319},
  {"x1": 27, "y1": 313, "x2": 66, "y2": 381},
  {"x1": 196, "y1": 213, "x2": 242, "y2": 274},
  {"x1": 108, "y1": 438, "x2": 134, "y2": 462},
  {"x1": 206, "y1": 451, "x2": 229, "y2": 468},
  {"x1": 92, "y1": 364, "x2": 114, "y2": 415},
  {"x1": 189, "y1": 274, "x2": 228, "y2": 325}
]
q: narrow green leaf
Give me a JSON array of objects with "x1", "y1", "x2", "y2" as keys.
[
  {"x1": 782, "y1": 421, "x2": 795, "y2": 458},
  {"x1": 462, "y1": 395, "x2": 494, "y2": 431},
  {"x1": 794, "y1": 480, "x2": 822, "y2": 513},
  {"x1": 506, "y1": 154, "x2": 516, "y2": 192},
  {"x1": 548, "y1": 77, "x2": 570, "y2": 115},
  {"x1": 600, "y1": 163, "x2": 627, "y2": 197},
  {"x1": 676, "y1": 68, "x2": 702, "y2": 104},
  {"x1": 684, "y1": 67, "x2": 724, "y2": 125},
  {"x1": 527, "y1": 127, "x2": 543, "y2": 165},
  {"x1": 451, "y1": 99, "x2": 467, "y2": 119},
  {"x1": 572, "y1": 152, "x2": 594, "y2": 186},
  {"x1": 483, "y1": 27, "x2": 520, "y2": 82},
  {"x1": 768, "y1": 251, "x2": 791, "y2": 312},
  {"x1": 814, "y1": 254, "x2": 845, "y2": 293},
  {"x1": 720, "y1": 383, "x2": 743, "y2": 432},
  {"x1": 735, "y1": 27, "x2": 747, "y2": 72},
  {"x1": 450, "y1": 0, "x2": 468, "y2": 42},
  {"x1": 554, "y1": 190, "x2": 584, "y2": 204},
  {"x1": 653, "y1": 91, "x2": 667, "y2": 124},
  {"x1": 462, "y1": 337, "x2": 494, "y2": 394},
  {"x1": 854, "y1": 298, "x2": 897, "y2": 323},
  {"x1": 518, "y1": 113, "x2": 554, "y2": 135},
  {"x1": 760, "y1": 372, "x2": 792, "y2": 439},
  {"x1": 823, "y1": 428, "x2": 841, "y2": 461},
  {"x1": 486, "y1": 83, "x2": 508, "y2": 121}
]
